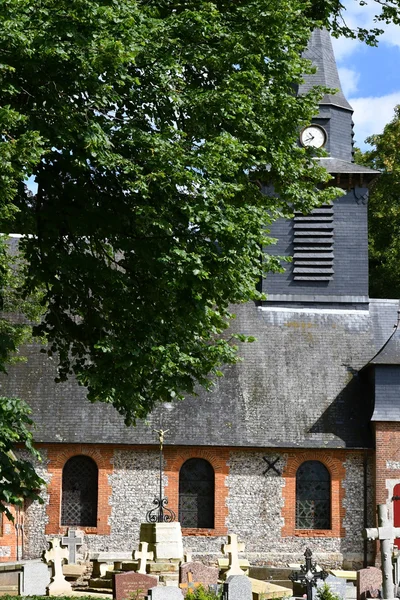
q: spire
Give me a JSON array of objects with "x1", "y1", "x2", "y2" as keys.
[{"x1": 298, "y1": 29, "x2": 352, "y2": 112}]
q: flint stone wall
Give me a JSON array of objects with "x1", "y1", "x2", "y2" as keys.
[{"x1": 21, "y1": 447, "x2": 370, "y2": 567}]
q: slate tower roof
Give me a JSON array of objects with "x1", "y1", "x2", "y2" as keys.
[{"x1": 298, "y1": 28, "x2": 352, "y2": 111}]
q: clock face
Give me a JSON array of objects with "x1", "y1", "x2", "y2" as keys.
[{"x1": 300, "y1": 125, "x2": 327, "y2": 148}]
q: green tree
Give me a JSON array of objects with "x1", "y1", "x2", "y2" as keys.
[
  {"x1": 0, "y1": 0, "x2": 399, "y2": 427},
  {"x1": 356, "y1": 106, "x2": 400, "y2": 298}
]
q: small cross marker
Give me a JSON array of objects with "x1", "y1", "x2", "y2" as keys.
[
  {"x1": 179, "y1": 572, "x2": 201, "y2": 593},
  {"x1": 134, "y1": 541, "x2": 154, "y2": 574},
  {"x1": 222, "y1": 533, "x2": 245, "y2": 578},
  {"x1": 61, "y1": 529, "x2": 83, "y2": 564},
  {"x1": 44, "y1": 538, "x2": 72, "y2": 595}
]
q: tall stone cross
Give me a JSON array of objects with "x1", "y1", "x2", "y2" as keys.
[
  {"x1": 222, "y1": 534, "x2": 245, "y2": 578},
  {"x1": 363, "y1": 503, "x2": 400, "y2": 600},
  {"x1": 44, "y1": 538, "x2": 72, "y2": 595},
  {"x1": 289, "y1": 548, "x2": 328, "y2": 600},
  {"x1": 61, "y1": 529, "x2": 83, "y2": 564},
  {"x1": 134, "y1": 541, "x2": 154, "y2": 574}
]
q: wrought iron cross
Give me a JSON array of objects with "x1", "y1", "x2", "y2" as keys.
[
  {"x1": 263, "y1": 456, "x2": 282, "y2": 476},
  {"x1": 289, "y1": 548, "x2": 328, "y2": 600},
  {"x1": 146, "y1": 426, "x2": 175, "y2": 523}
]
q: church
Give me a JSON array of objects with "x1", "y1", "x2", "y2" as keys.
[{"x1": 0, "y1": 29, "x2": 399, "y2": 570}]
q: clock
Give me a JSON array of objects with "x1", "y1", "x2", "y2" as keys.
[{"x1": 300, "y1": 125, "x2": 327, "y2": 148}]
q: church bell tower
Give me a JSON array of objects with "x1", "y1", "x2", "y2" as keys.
[{"x1": 262, "y1": 29, "x2": 378, "y2": 311}]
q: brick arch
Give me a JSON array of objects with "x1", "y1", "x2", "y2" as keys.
[
  {"x1": 281, "y1": 449, "x2": 346, "y2": 538},
  {"x1": 164, "y1": 446, "x2": 229, "y2": 537},
  {"x1": 45, "y1": 444, "x2": 113, "y2": 535}
]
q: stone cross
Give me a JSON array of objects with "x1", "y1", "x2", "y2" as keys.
[
  {"x1": 222, "y1": 534, "x2": 245, "y2": 578},
  {"x1": 134, "y1": 541, "x2": 154, "y2": 574},
  {"x1": 44, "y1": 538, "x2": 72, "y2": 595},
  {"x1": 179, "y1": 572, "x2": 201, "y2": 593},
  {"x1": 363, "y1": 503, "x2": 400, "y2": 600},
  {"x1": 289, "y1": 548, "x2": 328, "y2": 600},
  {"x1": 61, "y1": 529, "x2": 83, "y2": 564}
]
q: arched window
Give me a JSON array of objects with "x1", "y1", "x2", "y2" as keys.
[
  {"x1": 296, "y1": 460, "x2": 330, "y2": 529},
  {"x1": 179, "y1": 458, "x2": 214, "y2": 528},
  {"x1": 61, "y1": 455, "x2": 98, "y2": 527}
]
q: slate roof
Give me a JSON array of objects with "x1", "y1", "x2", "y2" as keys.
[
  {"x1": 368, "y1": 313, "x2": 400, "y2": 364},
  {"x1": 317, "y1": 157, "x2": 379, "y2": 177},
  {"x1": 298, "y1": 29, "x2": 353, "y2": 111},
  {"x1": 1, "y1": 299, "x2": 397, "y2": 449}
]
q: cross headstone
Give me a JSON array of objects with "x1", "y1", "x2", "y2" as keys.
[
  {"x1": 179, "y1": 571, "x2": 201, "y2": 594},
  {"x1": 61, "y1": 529, "x2": 83, "y2": 565},
  {"x1": 289, "y1": 548, "x2": 328, "y2": 600},
  {"x1": 134, "y1": 542, "x2": 154, "y2": 574},
  {"x1": 44, "y1": 538, "x2": 72, "y2": 595},
  {"x1": 222, "y1": 534, "x2": 245, "y2": 578},
  {"x1": 363, "y1": 503, "x2": 400, "y2": 600}
]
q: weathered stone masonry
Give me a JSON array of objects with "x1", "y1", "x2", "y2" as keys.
[{"x1": 3, "y1": 444, "x2": 372, "y2": 567}]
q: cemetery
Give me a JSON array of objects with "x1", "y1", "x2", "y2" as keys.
[
  {"x1": 0, "y1": 505, "x2": 400, "y2": 600},
  {"x1": 3, "y1": 15, "x2": 400, "y2": 600},
  {"x1": 0, "y1": 503, "x2": 400, "y2": 600}
]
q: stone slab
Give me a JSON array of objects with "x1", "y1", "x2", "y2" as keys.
[
  {"x1": 223, "y1": 575, "x2": 252, "y2": 600},
  {"x1": 249, "y1": 567, "x2": 294, "y2": 581},
  {"x1": 313, "y1": 575, "x2": 347, "y2": 600},
  {"x1": 21, "y1": 561, "x2": 51, "y2": 596},
  {"x1": 249, "y1": 578, "x2": 292, "y2": 600},
  {"x1": 113, "y1": 571, "x2": 158, "y2": 600},
  {"x1": 357, "y1": 567, "x2": 382, "y2": 600},
  {"x1": 332, "y1": 570, "x2": 357, "y2": 581},
  {"x1": 146, "y1": 588, "x2": 184, "y2": 599}
]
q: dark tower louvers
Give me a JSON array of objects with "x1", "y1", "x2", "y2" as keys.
[{"x1": 262, "y1": 29, "x2": 378, "y2": 309}]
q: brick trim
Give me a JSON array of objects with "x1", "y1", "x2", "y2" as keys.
[
  {"x1": 281, "y1": 450, "x2": 346, "y2": 538},
  {"x1": 45, "y1": 445, "x2": 113, "y2": 535},
  {"x1": 164, "y1": 447, "x2": 229, "y2": 537}
]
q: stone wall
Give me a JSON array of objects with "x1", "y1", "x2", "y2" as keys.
[{"x1": 13, "y1": 445, "x2": 370, "y2": 567}]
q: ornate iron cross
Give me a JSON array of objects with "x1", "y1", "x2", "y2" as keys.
[
  {"x1": 263, "y1": 456, "x2": 282, "y2": 476},
  {"x1": 289, "y1": 548, "x2": 328, "y2": 600}
]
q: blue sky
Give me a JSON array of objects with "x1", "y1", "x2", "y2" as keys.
[{"x1": 332, "y1": 0, "x2": 400, "y2": 150}]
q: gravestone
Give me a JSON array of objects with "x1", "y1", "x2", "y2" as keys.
[
  {"x1": 222, "y1": 534, "x2": 245, "y2": 578},
  {"x1": 61, "y1": 529, "x2": 83, "y2": 564},
  {"x1": 113, "y1": 571, "x2": 157, "y2": 600},
  {"x1": 363, "y1": 504, "x2": 400, "y2": 599},
  {"x1": 44, "y1": 538, "x2": 72, "y2": 596},
  {"x1": 146, "y1": 587, "x2": 184, "y2": 599},
  {"x1": 180, "y1": 561, "x2": 219, "y2": 591},
  {"x1": 313, "y1": 574, "x2": 347, "y2": 600},
  {"x1": 223, "y1": 575, "x2": 252, "y2": 600},
  {"x1": 22, "y1": 561, "x2": 51, "y2": 596},
  {"x1": 357, "y1": 567, "x2": 383, "y2": 600},
  {"x1": 134, "y1": 542, "x2": 154, "y2": 574}
]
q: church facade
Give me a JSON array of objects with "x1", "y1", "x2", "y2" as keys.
[{"x1": 1, "y1": 30, "x2": 400, "y2": 569}]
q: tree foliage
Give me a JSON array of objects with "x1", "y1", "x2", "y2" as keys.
[
  {"x1": 356, "y1": 106, "x2": 400, "y2": 298},
  {"x1": 0, "y1": 0, "x2": 399, "y2": 427}
]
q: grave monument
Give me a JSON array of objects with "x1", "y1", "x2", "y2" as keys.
[{"x1": 363, "y1": 503, "x2": 400, "y2": 600}]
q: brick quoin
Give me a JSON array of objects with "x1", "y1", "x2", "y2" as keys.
[
  {"x1": 164, "y1": 446, "x2": 230, "y2": 537},
  {"x1": 0, "y1": 507, "x2": 21, "y2": 562},
  {"x1": 374, "y1": 422, "x2": 400, "y2": 506},
  {"x1": 281, "y1": 449, "x2": 349, "y2": 539},
  {"x1": 45, "y1": 444, "x2": 113, "y2": 535}
]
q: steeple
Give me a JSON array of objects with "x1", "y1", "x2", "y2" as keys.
[{"x1": 298, "y1": 29, "x2": 352, "y2": 112}]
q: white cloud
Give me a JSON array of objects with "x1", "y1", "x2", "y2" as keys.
[
  {"x1": 332, "y1": 0, "x2": 400, "y2": 62},
  {"x1": 338, "y1": 67, "x2": 360, "y2": 96},
  {"x1": 349, "y1": 92, "x2": 400, "y2": 149}
]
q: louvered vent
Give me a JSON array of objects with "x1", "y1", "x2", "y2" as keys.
[{"x1": 293, "y1": 205, "x2": 334, "y2": 281}]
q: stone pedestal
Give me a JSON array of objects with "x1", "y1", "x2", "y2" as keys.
[
  {"x1": 140, "y1": 523, "x2": 184, "y2": 585},
  {"x1": 140, "y1": 523, "x2": 183, "y2": 561}
]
